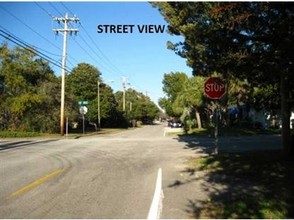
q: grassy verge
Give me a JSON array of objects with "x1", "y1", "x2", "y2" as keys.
[
  {"x1": 182, "y1": 127, "x2": 281, "y2": 137},
  {"x1": 186, "y1": 151, "x2": 294, "y2": 218},
  {"x1": 0, "y1": 131, "x2": 49, "y2": 138},
  {"x1": 0, "y1": 128, "x2": 128, "y2": 138}
]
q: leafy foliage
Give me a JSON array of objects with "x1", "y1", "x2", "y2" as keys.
[
  {"x1": 1, "y1": 44, "x2": 160, "y2": 133},
  {"x1": 160, "y1": 71, "x2": 206, "y2": 130},
  {"x1": 153, "y1": 2, "x2": 294, "y2": 155},
  {"x1": 115, "y1": 89, "x2": 160, "y2": 124},
  {"x1": 0, "y1": 43, "x2": 58, "y2": 132}
]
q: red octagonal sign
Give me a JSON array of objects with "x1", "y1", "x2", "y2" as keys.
[{"x1": 204, "y1": 77, "x2": 227, "y2": 100}]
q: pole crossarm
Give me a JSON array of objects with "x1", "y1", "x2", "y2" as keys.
[{"x1": 53, "y1": 29, "x2": 79, "y2": 34}]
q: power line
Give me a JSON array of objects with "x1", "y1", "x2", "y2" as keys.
[
  {"x1": 78, "y1": 22, "x2": 148, "y2": 94},
  {"x1": 0, "y1": 28, "x2": 72, "y2": 73},
  {"x1": 34, "y1": 2, "x2": 54, "y2": 18},
  {"x1": 34, "y1": 2, "x2": 79, "y2": 66},
  {"x1": 48, "y1": 2, "x2": 63, "y2": 17},
  {"x1": 79, "y1": 22, "x2": 125, "y2": 76},
  {"x1": 56, "y1": 3, "x2": 141, "y2": 85},
  {"x1": 75, "y1": 33, "x2": 117, "y2": 74},
  {"x1": 47, "y1": 3, "x2": 151, "y2": 98},
  {"x1": 0, "y1": 25, "x2": 59, "y2": 57},
  {"x1": 60, "y1": 2, "x2": 75, "y2": 16},
  {"x1": 0, "y1": 5, "x2": 61, "y2": 52},
  {"x1": 54, "y1": 2, "x2": 128, "y2": 76},
  {"x1": 0, "y1": 3, "x2": 79, "y2": 68}
]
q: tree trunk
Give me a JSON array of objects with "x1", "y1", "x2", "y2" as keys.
[
  {"x1": 281, "y1": 71, "x2": 292, "y2": 160},
  {"x1": 195, "y1": 107, "x2": 202, "y2": 129}
]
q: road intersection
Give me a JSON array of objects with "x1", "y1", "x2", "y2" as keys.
[{"x1": 0, "y1": 124, "x2": 282, "y2": 218}]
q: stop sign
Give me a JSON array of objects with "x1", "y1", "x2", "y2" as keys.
[{"x1": 204, "y1": 77, "x2": 226, "y2": 99}]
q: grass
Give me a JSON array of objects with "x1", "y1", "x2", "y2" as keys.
[
  {"x1": 0, "y1": 131, "x2": 48, "y2": 138},
  {"x1": 0, "y1": 128, "x2": 128, "y2": 138},
  {"x1": 186, "y1": 151, "x2": 294, "y2": 218},
  {"x1": 182, "y1": 127, "x2": 281, "y2": 137}
]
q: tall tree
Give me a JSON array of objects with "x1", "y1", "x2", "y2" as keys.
[
  {"x1": 67, "y1": 63, "x2": 101, "y2": 101},
  {"x1": 153, "y1": 2, "x2": 294, "y2": 158},
  {"x1": 159, "y1": 97, "x2": 173, "y2": 116},
  {"x1": 115, "y1": 88, "x2": 160, "y2": 123},
  {"x1": 0, "y1": 43, "x2": 58, "y2": 132},
  {"x1": 67, "y1": 63, "x2": 101, "y2": 124},
  {"x1": 161, "y1": 72, "x2": 189, "y2": 117},
  {"x1": 173, "y1": 76, "x2": 206, "y2": 129}
]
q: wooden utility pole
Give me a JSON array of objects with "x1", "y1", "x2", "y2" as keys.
[
  {"x1": 122, "y1": 77, "x2": 127, "y2": 111},
  {"x1": 97, "y1": 80, "x2": 101, "y2": 131},
  {"x1": 53, "y1": 13, "x2": 79, "y2": 135}
]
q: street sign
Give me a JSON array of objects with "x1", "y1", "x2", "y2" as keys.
[
  {"x1": 78, "y1": 100, "x2": 88, "y2": 106},
  {"x1": 79, "y1": 106, "x2": 88, "y2": 115},
  {"x1": 204, "y1": 77, "x2": 226, "y2": 100}
]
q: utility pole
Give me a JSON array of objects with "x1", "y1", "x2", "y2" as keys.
[
  {"x1": 97, "y1": 80, "x2": 101, "y2": 131},
  {"x1": 122, "y1": 77, "x2": 127, "y2": 111},
  {"x1": 53, "y1": 13, "x2": 79, "y2": 135}
]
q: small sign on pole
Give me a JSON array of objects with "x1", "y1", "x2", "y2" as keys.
[
  {"x1": 204, "y1": 77, "x2": 226, "y2": 100},
  {"x1": 79, "y1": 106, "x2": 88, "y2": 115},
  {"x1": 78, "y1": 100, "x2": 89, "y2": 106},
  {"x1": 79, "y1": 106, "x2": 88, "y2": 135}
]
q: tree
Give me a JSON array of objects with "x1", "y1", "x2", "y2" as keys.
[
  {"x1": 115, "y1": 88, "x2": 160, "y2": 124},
  {"x1": 67, "y1": 63, "x2": 101, "y2": 101},
  {"x1": 153, "y1": 2, "x2": 294, "y2": 158},
  {"x1": 160, "y1": 71, "x2": 206, "y2": 129},
  {"x1": 67, "y1": 63, "x2": 101, "y2": 125},
  {"x1": 67, "y1": 63, "x2": 125, "y2": 128},
  {"x1": 173, "y1": 76, "x2": 206, "y2": 129},
  {"x1": 0, "y1": 43, "x2": 58, "y2": 132},
  {"x1": 161, "y1": 72, "x2": 189, "y2": 117},
  {"x1": 162, "y1": 72, "x2": 188, "y2": 102},
  {"x1": 159, "y1": 97, "x2": 173, "y2": 116}
]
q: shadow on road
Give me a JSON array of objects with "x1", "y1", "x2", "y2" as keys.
[
  {"x1": 0, "y1": 139, "x2": 59, "y2": 151},
  {"x1": 169, "y1": 134, "x2": 294, "y2": 218}
]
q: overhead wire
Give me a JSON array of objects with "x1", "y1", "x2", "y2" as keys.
[
  {"x1": 48, "y1": 2, "x2": 63, "y2": 17},
  {"x1": 0, "y1": 5, "x2": 62, "y2": 53},
  {"x1": 60, "y1": 2, "x2": 75, "y2": 16},
  {"x1": 78, "y1": 22, "x2": 125, "y2": 76},
  {"x1": 0, "y1": 25, "x2": 60, "y2": 58},
  {"x1": 0, "y1": 28, "x2": 72, "y2": 73},
  {"x1": 0, "y1": 3, "x2": 72, "y2": 69},
  {"x1": 74, "y1": 32, "x2": 118, "y2": 74},
  {"x1": 34, "y1": 2, "x2": 54, "y2": 18},
  {"x1": 56, "y1": 2, "x2": 132, "y2": 80},
  {"x1": 55, "y1": 3, "x2": 140, "y2": 82},
  {"x1": 34, "y1": 2, "x2": 152, "y2": 98},
  {"x1": 33, "y1": 2, "x2": 80, "y2": 68}
]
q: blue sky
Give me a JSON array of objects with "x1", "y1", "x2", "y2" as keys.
[{"x1": 0, "y1": 2, "x2": 192, "y2": 104}]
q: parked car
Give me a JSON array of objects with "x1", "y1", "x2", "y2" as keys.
[{"x1": 169, "y1": 121, "x2": 182, "y2": 128}]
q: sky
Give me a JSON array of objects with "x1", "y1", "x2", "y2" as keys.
[{"x1": 0, "y1": 2, "x2": 192, "y2": 104}]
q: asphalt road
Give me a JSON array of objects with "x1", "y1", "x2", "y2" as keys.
[{"x1": 0, "y1": 125, "x2": 282, "y2": 218}]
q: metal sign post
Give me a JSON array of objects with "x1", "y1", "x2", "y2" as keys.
[
  {"x1": 214, "y1": 102, "x2": 220, "y2": 155},
  {"x1": 79, "y1": 105, "x2": 88, "y2": 135}
]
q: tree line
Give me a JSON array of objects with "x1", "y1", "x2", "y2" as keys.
[
  {"x1": 153, "y1": 2, "x2": 294, "y2": 158},
  {"x1": 0, "y1": 43, "x2": 160, "y2": 134},
  {"x1": 159, "y1": 71, "x2": 280, "y2": 131}
]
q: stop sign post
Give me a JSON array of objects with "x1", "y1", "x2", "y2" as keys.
[
  {"x1": 204, "y1": 77, "x2": 226, "y2": 100},
  {"x1": 204, "y1": 77, "x2": 226, "y2": 155}
]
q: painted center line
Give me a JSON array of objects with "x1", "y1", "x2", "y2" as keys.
[{"x1": 6, "y1": 169, "x2": 64, "y2": 200}]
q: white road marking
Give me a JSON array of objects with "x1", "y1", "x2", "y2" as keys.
[{"x1": 148, "y1": 168, "x2": 164, "y2": 219}]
